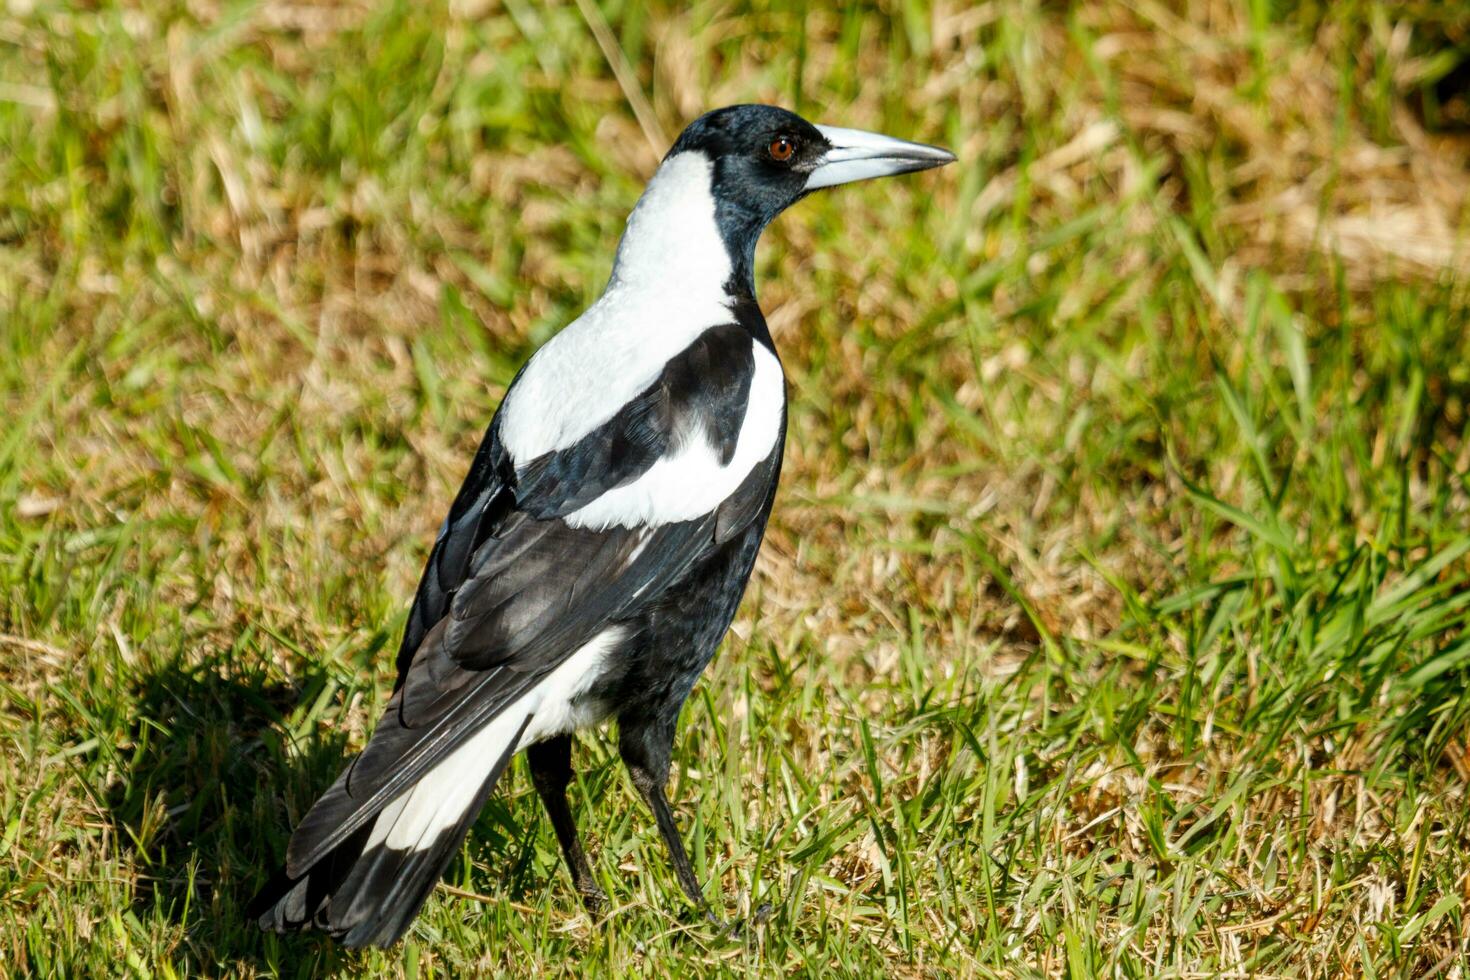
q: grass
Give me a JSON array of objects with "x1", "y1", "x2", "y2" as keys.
[{"x1": 3, "y1": 0, "x2": 1470, "y2": 975}]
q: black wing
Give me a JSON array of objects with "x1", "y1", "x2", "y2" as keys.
[{"x1": 284, "y1": 323, "x2": 779, "y2": 876}]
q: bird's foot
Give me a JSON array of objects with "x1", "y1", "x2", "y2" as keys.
[
  {"x1": 710, "y1": 901, "x2": 773, "y2": 939},
  {"x1": 577, "y1": 882, "x2": 609, "y2": 917}
]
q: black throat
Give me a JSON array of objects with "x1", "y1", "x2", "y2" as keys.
[
  {"x1": 708, "y1": 177, "x2": 786, "y2": 353},
  {"x1": 709, "y1": 191, "x2": 778, "y2": 351},
  {"x1": 710, "y1": 190, "x2": 771, "y2": 302}
]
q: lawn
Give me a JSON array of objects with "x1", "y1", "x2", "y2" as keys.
[{"x1": 3, "y1": 0, "x2": 1470, "y2": 976}]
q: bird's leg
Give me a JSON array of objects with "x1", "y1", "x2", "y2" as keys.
[
  {"x1": 618, "y1": 721, "x2": 712, "y2": 916},
  {"x1": 526, "y1": 734, "x2": 606, "y2": 914}
]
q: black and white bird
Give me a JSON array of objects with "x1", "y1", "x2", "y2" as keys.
[{"x1": 251, "y1": 104, "x2": 954, "y2": 947}]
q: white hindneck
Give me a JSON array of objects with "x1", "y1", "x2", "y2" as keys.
[
  {"x1": 606, "y1": 152, "x2": 733, "y2": 299},
  {"x1": 497, "y1": 152, "x2": 748, "y2": 464}
]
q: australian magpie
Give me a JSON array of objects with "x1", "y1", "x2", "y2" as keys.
[{"x1": 250, "y1": 104, "x2": 954, "y2": 947}]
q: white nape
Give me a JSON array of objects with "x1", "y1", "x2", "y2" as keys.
[
  {"x1": 562, "y1": 344, "x2": 785, "y2": 531},
  {"x1": 498, "y1": 152, "x2": 736, "y2": 465},
  {"x1": 607, "y1": 151, "x2": 733, "y2": 292},
  {"x1": 367, "y1": 627, "x2": 627, "y2": 853}
]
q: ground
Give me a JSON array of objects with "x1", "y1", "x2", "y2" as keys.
[{"x1": 3, "y1": 1, "x2": 1470, "y2": 976}]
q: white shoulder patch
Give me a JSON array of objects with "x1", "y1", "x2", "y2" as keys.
[
  {"x1": 497, "y1": 152, "x2": 736, "y2": 464},
  {"x1": 562, "y1": 344, "x2": 785, "y2": 530}
]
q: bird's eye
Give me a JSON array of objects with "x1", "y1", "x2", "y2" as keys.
[{"x1": 768, "y1": 136, "x2": 795, "y2": 162}]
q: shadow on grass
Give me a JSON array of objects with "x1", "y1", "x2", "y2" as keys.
[{"x1": 105, "y1": 653, "x2": 362, "y2": 977}]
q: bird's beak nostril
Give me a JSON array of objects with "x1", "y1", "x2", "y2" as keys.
[{"x1": 807, "y1": 124, "x2": 956, "y2": 190}]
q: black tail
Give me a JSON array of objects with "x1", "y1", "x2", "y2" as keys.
[{"x1": 250, "y1": 727, "x2": 523, "y2": 948}]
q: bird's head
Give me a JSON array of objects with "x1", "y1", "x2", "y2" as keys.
[
  {"x1": 611, "y1": 104, "x2": 955, "y2": 298},
  {"x1": 669, "y1": 104, "x2": 955, "y2": 218}
]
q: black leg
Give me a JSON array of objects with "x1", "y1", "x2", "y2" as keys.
[
  {"x1": 526, "y1": 735, "x2": 606, "y2": 914},
  {"x1": 618, "y1": 720, "x2": 711, "y2": 914}
]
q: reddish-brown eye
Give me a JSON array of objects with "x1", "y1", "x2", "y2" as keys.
[{"x1": 769, "y1": 137, "x2": 795, "y2": 162}]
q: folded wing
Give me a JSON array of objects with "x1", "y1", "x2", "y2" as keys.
[{"x1": 281, "y1": 323, "x2": 783, "y2": 878}]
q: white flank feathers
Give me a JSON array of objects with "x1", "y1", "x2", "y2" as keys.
[{"x1": 367, "y1": 627, "x2": 626, "y2": 853}]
